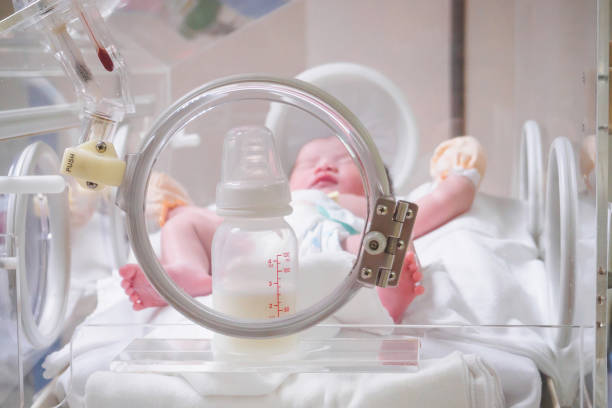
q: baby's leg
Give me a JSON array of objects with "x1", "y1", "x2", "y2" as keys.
[
  {"x1": 120, "y1": 206, "x2": 222, "y2": 310},
  {"x1": 343, "y1": 234, "x2": 424, "y2": 321},
  {"x1": 377, "y1": 250, "x2": 424, "y2": 323}
]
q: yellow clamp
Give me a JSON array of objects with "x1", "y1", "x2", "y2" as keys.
[{"x1": 60, "y1": 140, "x2": 126, "y2": 191}]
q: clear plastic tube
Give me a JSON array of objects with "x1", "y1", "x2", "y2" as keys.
[{"x1": 8, "y1": 0, "x2": 135, "y2": 145}]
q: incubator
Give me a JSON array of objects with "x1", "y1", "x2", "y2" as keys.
[{"x1": 0, "y1": 0, "x2": 609, "y2": 407}]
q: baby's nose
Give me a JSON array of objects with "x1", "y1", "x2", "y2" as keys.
[{"x1": 315, "y1": 161, "x2": 337, "y2": 173}]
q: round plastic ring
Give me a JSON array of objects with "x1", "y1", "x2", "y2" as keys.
[
  {"x1": 544, "y1": 137, "x2": 577, "y2": 348},
  {"x1": 518, "y1": 120, "x2": 544, "y2": 238},
  {"x1": 6, "y1": 142, "x2": 70, "y2": 349},
  {"x1": 121, "y1": 75, "x2": 391, "y2": 338}
]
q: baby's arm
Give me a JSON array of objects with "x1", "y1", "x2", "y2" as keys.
[
  {"x1": 342, "y1": 172, "x2": 477, "y2": 322},
  {"x1": 335, "y1": 193, "x2": 367, "y2": 219},
  {"x1": 343, "y1": 169, "x2": 476, "y2": 248},
  {"x1": 412, "y1": 172, "x2": 476, "y2": 238}
]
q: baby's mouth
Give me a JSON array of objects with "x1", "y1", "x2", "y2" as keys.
[{"x1": 310, "y1": 173, "x2": 338, "y2": 189}]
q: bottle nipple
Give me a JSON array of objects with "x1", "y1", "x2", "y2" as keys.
[{"x1": 216, "y1": 126, "x2": 292, "y2": 217}]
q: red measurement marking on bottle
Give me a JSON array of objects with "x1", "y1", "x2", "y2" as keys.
[
  {"x1": 276, "y1": 254, "x2": 281, "y2": 317},
  {"x1": 266, "y1": 253, "x2": 291, "y2": 318}
]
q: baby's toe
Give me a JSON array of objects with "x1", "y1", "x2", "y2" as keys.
[
  {"x1": 121, "y1": 279, "x2": 132, "y2": 290},
  {"x1": 415, "y1": 285, "x2": 425, "y2": 295},
  {"x1": 124, "y1": 287, "x2": 135, "y2": 296},
  {"x1": 412, "y1": 271, "x2": 422, "y2": 282},
  {"x1": 119, "y1": 265, "x2": 137, "y2": 279},
  {"x1": 130, "y1": 292, "x2": 145, "y2": 310}
]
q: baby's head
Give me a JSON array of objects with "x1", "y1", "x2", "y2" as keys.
[{"x1": 289, "y1": 137, "x2": 364, "y2": 196}]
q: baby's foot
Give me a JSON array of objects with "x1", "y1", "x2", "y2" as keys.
[
  {"x1": 120, "y1": 264, "x2": 167, "y2": 310},
  {"x1": 119, "y1": 263, "x2": 213, "y2": 311},
  {"x1": 377, "y1": 251, "x2": 424, "y2": 323}
]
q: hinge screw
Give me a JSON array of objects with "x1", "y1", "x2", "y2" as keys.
[
  {"x1": 86, "y1": 181, "x2": 98, "y2": 189},
  {"x1": 397, "y1": 240, "x2": 405, "y2": 250},
  {"x1": 361, "y1": 267, "x2": 373, "y2": 279},
  {"x1": 96, "y1": 141, "x2": 107, "y2": 153},
  {"x1": 406, "y1": 208, "x2": 414, "y2": 219},
  {"x1": 376, "y1": 205, "x2": 388, "y2": 215},
  {"x1": 389, "y1": 272, "x2": 397, "y2": 282}
]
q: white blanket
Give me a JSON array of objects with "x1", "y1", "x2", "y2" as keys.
[
  {"x1": 83, "y1": 351, "x2": 502, "y2": 408},
  {"x1": 403, "y1": 190, "x2": 593, "y2": 406}
]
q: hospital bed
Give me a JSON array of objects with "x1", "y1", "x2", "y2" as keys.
[{"x1": 0, "y1": 1, "x2": 607, "y2": 407}]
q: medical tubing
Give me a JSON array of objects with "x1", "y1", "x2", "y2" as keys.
[{"x1": 124, "y1": 75, "x2": 390, "y2": 338}]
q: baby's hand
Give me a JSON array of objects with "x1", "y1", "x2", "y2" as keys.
[
  {"x1": 376, "y1": 251, "x2": 424, "y2": 323},
  {"x1": 430, "y1": 135, "x2": 486, "y2": 188}
]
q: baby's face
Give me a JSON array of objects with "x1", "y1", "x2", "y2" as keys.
[{"x1": 290, "y1": 137, "x2": 364, "y2": 195}]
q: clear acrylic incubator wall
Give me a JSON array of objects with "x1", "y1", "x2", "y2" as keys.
[{"x1": 0, "y1": 1, "x2": 610, "y2": 407}]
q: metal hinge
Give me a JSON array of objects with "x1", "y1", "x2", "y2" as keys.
[{"x1": 357, "y1": 197, "x2": 418, "y2": 287}]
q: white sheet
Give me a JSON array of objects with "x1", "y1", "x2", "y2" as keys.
[{"x1": 403, "y1": 190, "x2": 593, "y2": 406}]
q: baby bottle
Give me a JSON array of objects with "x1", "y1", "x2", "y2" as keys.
[{"x1": 212, "y1": 126, "x2": 298, "y2": 356}]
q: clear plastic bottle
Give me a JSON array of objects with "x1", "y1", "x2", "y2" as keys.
[{"x1": 211, "y1": 126, "x2": 298, "y2": 356}]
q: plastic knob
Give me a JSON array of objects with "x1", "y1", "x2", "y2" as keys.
[{"x1": 60, "y1": 140, "x2": 126, "y2": 191}]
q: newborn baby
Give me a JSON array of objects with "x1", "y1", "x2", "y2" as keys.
[{"x1": 120, "y1": 135, "x2": 485, "y2": 322}]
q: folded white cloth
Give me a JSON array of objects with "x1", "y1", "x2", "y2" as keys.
[
  {"x1": 422, "y1": 337, "x2": 540, "y2": 408},
  {"x1": 83, "y1": 351, "x2": 503, "y2": 408}
]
